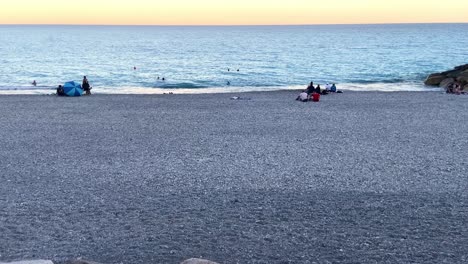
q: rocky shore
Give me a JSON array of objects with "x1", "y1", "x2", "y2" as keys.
[{"x1": 424, "y1": 64, "x2": 468, "y2": 90}]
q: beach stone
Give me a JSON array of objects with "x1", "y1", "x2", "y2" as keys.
[
  {"x1": 180, "y1": 258, "x2": 219, "y2": 264},
  {"x1": 424, "y1": 74, "x2": 445, "y2": 86},
  {"x1": 444, "y1": 69, "x2": 462, "y2": 78},
  {"x1": 0, "y1": 261, "x2": 54, "y2": 264},
  {"x1": 439, "y1": 78, "x2": 454, "y2": 88},
  {"x1": 454, "y1": 64, "x2": 468, "y2": 71},
  {"x1": 456, "y1": 70, "x2": 468, "y2": 83}
]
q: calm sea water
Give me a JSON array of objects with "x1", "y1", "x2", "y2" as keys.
[{"x1": 0, "y1": 24, "x2": 467, "y2": 94}]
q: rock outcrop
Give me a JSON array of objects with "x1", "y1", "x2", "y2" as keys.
[{"x1": 424, "y1": 64, "x2": 468, "y2": 90}]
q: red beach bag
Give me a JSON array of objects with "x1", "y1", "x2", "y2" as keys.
[{"x1": 312, "y1": 93, "x2": 320, "y2": 102}]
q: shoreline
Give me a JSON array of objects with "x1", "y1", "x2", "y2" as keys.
[
  {"x1": 0, "y1": 87, "x2": 444, "y2": 96},
  {"x1": 0, "y1": 82, "x2": 443, "y2": 96}
]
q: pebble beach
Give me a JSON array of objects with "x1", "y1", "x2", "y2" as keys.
[{"x1": 1, "y1": 90, "x2": 467, "y2": 263}]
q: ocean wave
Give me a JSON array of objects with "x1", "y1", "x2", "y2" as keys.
[
  {"x1": 0, "y1": 85, "x2": 56, "y2": 90},
  {"x1": 346, "y1": 78, "x2": 409, "y2": 84},
  {"x1": 154, "y1": 82, "x2": 209, "y2": 89}
]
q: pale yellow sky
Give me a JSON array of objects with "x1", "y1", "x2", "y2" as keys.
[{"x1": 1, "y1": 0, "x2": 467, "y2": 25}]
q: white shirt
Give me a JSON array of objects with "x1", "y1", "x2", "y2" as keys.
[
  {"x1": 325, "y1": 83, "x2": 331, "y2": 90},
  {"x1": 299, "y1": 92, "x2": 308, "y2": 101}
]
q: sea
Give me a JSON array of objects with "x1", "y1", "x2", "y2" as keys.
[{"x1": 0, "y1": 24, "x2": 467, "y2": 94}]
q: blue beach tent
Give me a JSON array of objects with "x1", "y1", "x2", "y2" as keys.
[{"x1": 63, "y1": 81, "x2": 83, "y2": 97}]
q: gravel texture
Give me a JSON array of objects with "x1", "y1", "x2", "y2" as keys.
[{"x1": 0, "y1": 91, "x2": 467, "y2": 264}]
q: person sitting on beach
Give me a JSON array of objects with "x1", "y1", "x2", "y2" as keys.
[
  {"x1": 57, "y1": 85, "x2": 65, "y2": 96},
  {"x1": 446, "y1": 83, "x2": 455, "y2": 94},
  {"x1": 306, "y1": 82, "x2": 315, "y2": 95},
  {"x1": 296, "y1": 90, "x2": 308, "y2": 102},
  {"x1": 82, "y1": 76, "x2": 92, "y2": 95},
  {"x1": 325, "y1": 83, "x2": 331, "y2": 90},
  {"x1": 330, "y1": 83, "x2": 337, "y2": 93},
  {"x1": 454, "y1": 82, "x2": 462, "y2": 95},
  {"x1": 315, "y1": 84, "x2": 321, "y2": 94}
]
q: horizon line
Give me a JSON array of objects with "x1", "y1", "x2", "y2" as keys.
[{"x1": 0, "y1": 22, "x2": 467, "y2": 27}]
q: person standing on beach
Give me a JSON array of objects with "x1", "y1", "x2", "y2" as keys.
[{"x1": 82, "y1": 76, "x2": 91, "y2": 95}]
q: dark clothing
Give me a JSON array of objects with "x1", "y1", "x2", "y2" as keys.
[
  {"x1": 57, "y1": 86, "x2": 65, "y2": 96},
  {"x1": 315, "y1": 86, "x2": 321, "y2": 94},
  {"x1": 82, "y1": 78, "x2": 91, "y2": 95},
  {"x1": 82, "y1": 81, "x2": 90, "y2": 91},
  {"x1": 306, "y1": 85, "x2": 315, "y2": 94}
]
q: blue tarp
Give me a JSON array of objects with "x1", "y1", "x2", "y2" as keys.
[{"x1": 63, "y1": 81, "x2": 83, "y2": 97}]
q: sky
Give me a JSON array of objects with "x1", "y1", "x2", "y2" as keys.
[{"x1": 1, "y1": 0, "x2": 467, "y2": 25}]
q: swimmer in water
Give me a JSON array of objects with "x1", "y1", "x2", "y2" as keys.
[{"x1": 32, "y1": 80, "x2": 37, "y2": 86}]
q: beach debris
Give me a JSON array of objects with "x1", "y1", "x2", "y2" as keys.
[{"x1": 230, "y1": 96, "x2": 251, "y2": 100}]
